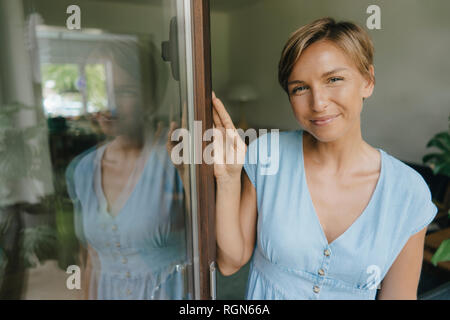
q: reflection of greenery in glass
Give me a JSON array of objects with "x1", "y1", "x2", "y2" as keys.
[
  {"x1": 42, "y1": 63, "x2": 108, "y2": 113},
  {"x1": 86, "y1": 64, "x2": 107, "y2": 111},
  {"x1": 20, "y1": 226, "x2": 58, "y2": 268},
  {"x1": 42, "y1": 64, "x2": 79, "y2": 93},
  {"x1": 0, "y1": 103, "x2": 46, "y2": 202}
]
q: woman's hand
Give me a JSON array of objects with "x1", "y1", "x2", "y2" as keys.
[{"x1": 212, "y1": 91, "x2": 247, "y2": 182}]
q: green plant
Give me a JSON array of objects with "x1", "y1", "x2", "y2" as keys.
[
  {"x1": 19, "y1": 226, "x2": 58, "y2": 268},
  {"x1": 0, "y1": 103, "x2": 59, "y2": 274},
  {"x1": 0, "y1": 103, "x2": 49, "y2": 204},
  {"x1": 423, "y1": 115, "x2": 450, "y2": 176},
  {"x1": 423, "y1": 114, "x2": 450, "y2": 266},
  {"x1": 41, "y1": 64, "x2": 79, "y2": 93}
]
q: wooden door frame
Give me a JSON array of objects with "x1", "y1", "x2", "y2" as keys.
[{"x1": 191, "y1": 0, "x2": 215, "y2": 300}]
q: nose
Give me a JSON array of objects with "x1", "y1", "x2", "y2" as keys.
[{"x1": 310, "y1": 86, "x2": 329, "y2": 112}]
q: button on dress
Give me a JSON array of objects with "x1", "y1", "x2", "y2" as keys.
[
  {"x1": 243, "y1": 130, "x2": 438, "y2": 300},
  {"x1": 66, "y1": 131, "x2": 190, "y2": 300}
]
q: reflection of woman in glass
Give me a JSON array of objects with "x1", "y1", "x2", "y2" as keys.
[
  {"x1": 213, "y1": 18, "x2": 438, "y2": 299},
  {"x1": 66, "y1": 40, "x2": 189, "y2": 300}
]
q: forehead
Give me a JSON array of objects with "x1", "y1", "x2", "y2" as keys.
[
  {"x1": 289, "y1": 40, "x2": 357, "y2": 80},
  {"x1": 112, "y1": 62, "x2": 139, "y2": 89}
]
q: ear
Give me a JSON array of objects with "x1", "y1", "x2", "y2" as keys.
[{"x1": 362, "y1": 65, "x2": 375, "y2": 99}]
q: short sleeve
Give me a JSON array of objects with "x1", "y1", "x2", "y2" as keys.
[
  {"x1": 243, "y1": 131, "x2": 281, "y2": 188},
  {"x1": 408, "y1": 174, "x2": 439, "y2": 236},
  {"x1": 243, "y1": 137, "x2": 258, "y2": 188},
  {"x1": 65, "y1": 152, "x2": 91, "y2": 248}
]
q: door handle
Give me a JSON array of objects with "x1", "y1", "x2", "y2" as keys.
[
  {"x1": 210, "y1": 261, "x2": 216, "y2": 300},
  {"x1": 161, "y1": 16, "x2": 180, "y2": 81}
]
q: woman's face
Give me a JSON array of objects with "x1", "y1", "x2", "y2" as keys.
[
  {"x1": 98, "y1": 60, "x2": 144, "y2": 139},
  {"x1": 287, "y1": 40, "x2": 374, "y2": 142},
  {"x1": 113, "y1": 63, "x2": 144, "y2": 135}
]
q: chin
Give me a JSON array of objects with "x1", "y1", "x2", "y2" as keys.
[
  {"x1": 308, "y1": 131, "x2": 339, "y2": 143},
  {"x1": 303, "y1": 123, "x2": 345, "y2": 143},
  {"x1": 303, "y1": 114, "x2": 350, "y2": 141}
]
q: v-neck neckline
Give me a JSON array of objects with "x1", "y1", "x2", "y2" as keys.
[
  {"x1": 94, "y1": 138, "x2": 154, "y2": 221},
  {"x1": 299, "y1": 130, "x2": 385, "y2": 247}
]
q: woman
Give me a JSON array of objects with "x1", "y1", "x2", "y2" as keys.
[
  {"x1": 66, "y1": 40, "x2": 190, "y2": 300},
  {"x1": 213, "y1": 17, "x2": 438, "y2": 300}
]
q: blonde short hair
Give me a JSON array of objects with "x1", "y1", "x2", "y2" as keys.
[{"x1": 278, "y1": 17, "x2": 375, "y2": 95}]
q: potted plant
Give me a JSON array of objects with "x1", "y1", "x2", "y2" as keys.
[
  {"x1": 423, "y1": 114, "x2": 450, "y2": 266},
  {"x1": 0, "y1": 102, "x2": 59, "y2": 296}
]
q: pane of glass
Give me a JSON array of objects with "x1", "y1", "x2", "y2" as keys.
[
  {"x1": 0, "y1": 0, "x2": 195, "y2": 300},
  {"x1": 42, "y1": 63, "x2": 83, "y2": 117},
  {"x1": 85, "y1": 63, "x2": 108, "y2": 113}
]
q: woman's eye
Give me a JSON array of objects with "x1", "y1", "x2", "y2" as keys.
[
  {"x1": 328, "y1": 77, "x2": 343, "y2": 83},
  {"x1": 292, "y1": 86, "x2": 308, "y2": 94}
]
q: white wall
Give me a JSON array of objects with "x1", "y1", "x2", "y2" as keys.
[{"x1": 213, "y1": 0, "x2": 450, "y2": 163}]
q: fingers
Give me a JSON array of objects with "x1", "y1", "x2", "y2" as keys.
[
  {"x1": 167, "y1": 121, "x2": 178, "y2": 141},
  {"x1": 211, "y1": 91, "x2": 236, "y2": 130},
  {"x1": 212, "y1": 91, "x2": 224, "y2": 128},
  {"x1": 212, "y1": 105, "x2": 223, "y2": 129},
  {"x1": 166, "y1": 121, "x2": 179, "y2": 150},
  {"x1": 169, "y1": 120, "x2": 178, "y2": 133},
  {"x1": 212, "y1": 126, "x2": 225, "y2": 165}
]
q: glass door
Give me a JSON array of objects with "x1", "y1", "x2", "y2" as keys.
[{"x1": 0, "y1": 0, "x2": 213, "y2": 300}]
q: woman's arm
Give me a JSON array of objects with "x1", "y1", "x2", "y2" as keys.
[
  {"x1": 212, "y1": 92, "x2": 258, "y2": 276},
  {"x1": 79, "y1": 244, "x2": 98, "y2": 300},
  {"x1": 377, "y1": 227, "x2": 427, "y2": 300},
  {"x1": 216, "y1": 170, "x2": 258, "y2": 276}
]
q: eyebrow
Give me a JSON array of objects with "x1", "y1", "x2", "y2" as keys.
[{"x1": 287, "y1": 67, "x2": 348, "y2": 85}]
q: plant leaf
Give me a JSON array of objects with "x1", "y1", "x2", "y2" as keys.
[
  {"x1": 422, "y1": 153, "x2": 443, "y2": 164},
  {"x1": 426, "y1": 132, "x2": 450, "y2": 152},
  {"x1": 20, "y1": 226, "x2": 58, "y2": 268},
  {"x1": 431, "y1": 239, "x2": 450, "y2": 266},
  {"x1": 432, "y1": 159, "x2": 450, "y2": 176}
]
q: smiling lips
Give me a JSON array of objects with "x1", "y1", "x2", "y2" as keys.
[{"x1": 310, "y1": 114, "x2": 340, "y2": 126}]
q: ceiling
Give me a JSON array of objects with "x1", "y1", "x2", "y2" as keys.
[
  {"x1": 211, "y1": 0, "x2": 264, "y2": 11},
  {"x1": 90, "y1": 0, "x2": 264, "y2": 11}
]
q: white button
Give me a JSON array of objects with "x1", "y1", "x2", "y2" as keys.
[
  {"x1": 126, "y1": 289, "x2": 131, "y2": 295},
  {"x1": 324, "y1": 249, "x2": 331, "y2": 257},
  {"x1": 122, "y1": 257, "x2": 127, "y2": 264},
  {"x1": 318, "y1": 269, "x2": 325, "y2": 276},
  {"x1": 313, "y1": 285, "x2": 320, "y2": 293},
  {"x1": 112, "y1": 225, "x2": 118, "y2": 231},
  {"x1": 151, "y1": 295, "x2": 154, "y2": 299},
  {"x1": 115, "y1": 242, "x2": 121, "y2": 248},
  {"x1": 125, "y1": 272, "x2": 131, "y2": 278}
]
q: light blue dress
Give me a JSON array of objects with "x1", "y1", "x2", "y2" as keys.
[
  {"x1": 66, "y1": 131, "x2": 190, "y2": 300},
  {"x1": 243, "y1": 130, "x2": 438, "y2": 300}
]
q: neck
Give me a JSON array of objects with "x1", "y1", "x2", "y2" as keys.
[
  {"x1": 106, "y1": 136, "x2": 144, "y2": 162},
  {"x1": 304, "y1": 121, "x2": 373, "y2": 175}
]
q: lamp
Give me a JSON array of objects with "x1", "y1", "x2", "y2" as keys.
[{"x1": 227, "y1": 83, "x2": 258, "y2": 130}]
